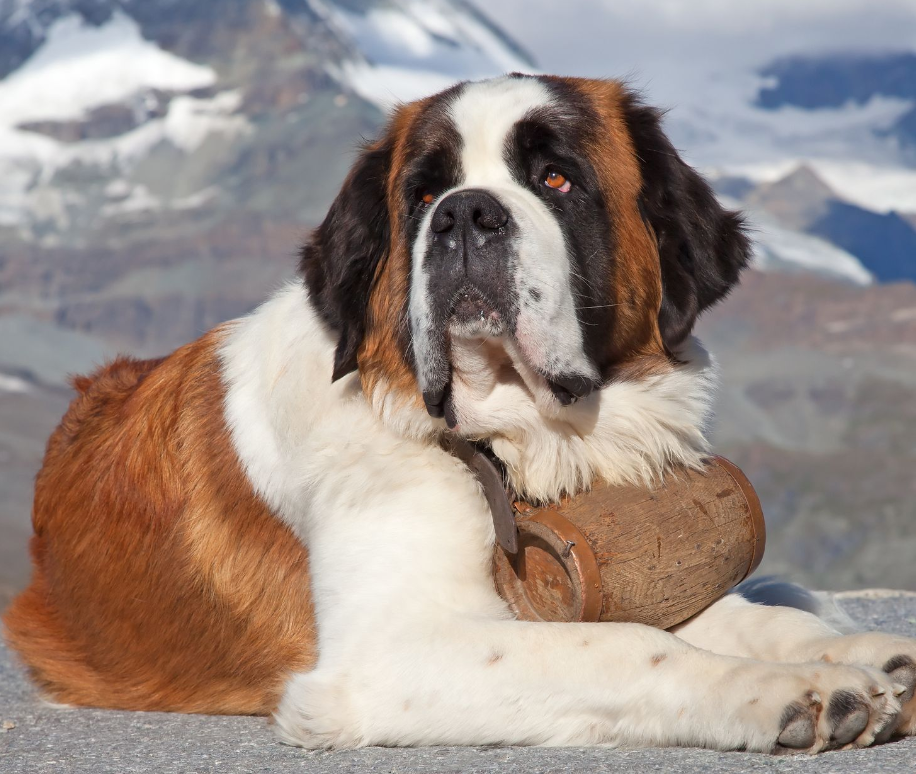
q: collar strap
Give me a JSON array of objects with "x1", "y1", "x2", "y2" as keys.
[{"x1": 442, "y1": 435, "x2": 519, "y2": 554}]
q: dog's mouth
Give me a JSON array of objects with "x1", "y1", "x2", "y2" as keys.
[
  {"x1": 419, "y1": 282, "x2": 600, "y2": 423},
  {"x1": 447, "y1": 285, "x2": 506, "y2": 338}
]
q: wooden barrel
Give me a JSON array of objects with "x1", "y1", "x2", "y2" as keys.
[{"x1": 493, "y1": 456, "x2": 765, "y2": 630}]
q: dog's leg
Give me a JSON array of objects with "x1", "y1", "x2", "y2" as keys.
[
  {"x1": 674, "y1": 590, "x2": 916, "y2": 738},
  {"x1": 275, "y1": 614, "x2": 904, "y2": 752}
]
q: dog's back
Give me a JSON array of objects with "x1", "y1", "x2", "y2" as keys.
[{"x1": 3, "y1": 332, "x2": 317, "y2": 714}]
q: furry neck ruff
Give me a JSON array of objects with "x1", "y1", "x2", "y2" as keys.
[{"x1": 362, "y1": 298, "x2": 719, "y2": 503}]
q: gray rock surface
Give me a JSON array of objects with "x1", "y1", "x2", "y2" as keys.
[{"x1": 3, "y1": 593, "x2": 916, "y2": 773}]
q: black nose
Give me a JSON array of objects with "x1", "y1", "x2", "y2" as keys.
[{"x1": 431, "y1": 189, "x2": 509, "y2": 235}]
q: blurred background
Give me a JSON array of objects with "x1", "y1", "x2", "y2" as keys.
[{"x1": 1, "y1": 0, "x2": 915, "y2": 604}]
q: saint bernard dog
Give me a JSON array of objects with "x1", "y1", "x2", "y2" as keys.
[{"x1": 5, "y1": 75, "x2": 916, "y2": 754}]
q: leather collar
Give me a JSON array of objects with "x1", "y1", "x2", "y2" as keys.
[{"x1": 442, "y1": 434, "x2": 519, "y2": 554}]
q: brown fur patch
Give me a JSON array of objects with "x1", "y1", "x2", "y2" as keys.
[
  {"x1": 566, "y1": 78, "x2": 670, "y2": 374},
  {"x1": 650, "y1": 653, "x2": 668, "y2": 667},
  {"x1": 357, "y1": 100, "x2": 429, "y2": 408},
  {"x1": 3, "y1": 331, "x2": 316, "y2": 714}
]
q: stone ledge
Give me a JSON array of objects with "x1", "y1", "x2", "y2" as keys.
[{"x1": 3, "y1": 594, "x2": 916, "y2": 774}]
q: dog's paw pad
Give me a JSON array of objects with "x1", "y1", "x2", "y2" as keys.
[
  {"x1": 827, "y1": 689, "x2": 870, "y2": 746},
  {"x1": 775, "y1": 692, "x2": 820, "y2": 753},
  {"x1": 883, "y1": 656, "x2": 916, "y2": 705}
]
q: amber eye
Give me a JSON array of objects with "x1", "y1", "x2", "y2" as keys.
[
  {"x1": 544, "y1": 171, "x2": 571, "y2": 193},
  {"x1": 418, "y1": 190, "x2": 435, "y2": 206}
]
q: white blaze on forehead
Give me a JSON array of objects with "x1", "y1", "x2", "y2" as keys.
[
  {"x1": 449, "y1": 76, "x2": 552, "y2": 186},
  {"x1": 454, "y1": 77, "x2": 598, "y2": 384}
]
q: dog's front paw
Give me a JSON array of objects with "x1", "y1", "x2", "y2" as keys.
[
  {"x1": 809, "y1": 632, "x2": 916, "y2": 738},
  {"x1": 733, "y1": 661, "x2": 902, "y2": 754},
  {"x1": 274, "y1": 672, "x2": 357, "y2": 750}
]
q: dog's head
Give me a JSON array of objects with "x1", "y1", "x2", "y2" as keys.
[{"x1": 302, "y1": 75, "x2": 750, "y2": 438}]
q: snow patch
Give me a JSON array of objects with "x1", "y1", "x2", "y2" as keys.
[
  {"x1": 104, "y1": 179, "x2": 132, "y2": 199},
  {"x1": 320, "y1": 0, "x2": 533, "y2": 110},
  {"x1": 338, "y1": 62, "x2": 462, "y2": 110},
  {"x1": 0, "y1": 373, "x2": 31, "y2": 394},
  {"x1": 806, "y1": 161, "x2": 916, "y2": 215},
  {"x1": 0, "y1": 12, "x2": 215, "y2": 126},
  {"x1": 0, "y1": 11, "x2": 242, "y2": 230},
  {"x1": 99, "y1": 182, "x2": 220, "y2": 217},
  {"x1": 712, "y1": 193, "x2": 873, "y2": 285},
  {"x1": 99, "y1": 184, "x2": 160, "y2": 216},
  {"x1": 163, "y1": 90, "x2": 249, "y2": 153},
  {"x1": 751, "y1": 214, "x2": 873, "y2": 285},
  {"x1": 367, "y1": 9, "x2": 437, "y2": 58},
  {"x1": 0, "y1": 88, "x2": 249, "y2": 227},
  {"x1": 170, "y1": 186, "x2": 220, "y2": 210}
]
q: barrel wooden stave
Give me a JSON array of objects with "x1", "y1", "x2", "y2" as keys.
[{"x1": 494, "y1": 457, "x2": 766, "y2": 630}]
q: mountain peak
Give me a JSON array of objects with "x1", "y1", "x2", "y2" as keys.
[{"x1": 746, "y1": 164, "x2": 838, "y2": 232}]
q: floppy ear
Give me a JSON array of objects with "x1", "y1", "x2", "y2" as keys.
[
  {"x1": 300, "y1": 138, "x2": 393, "y2": 381},
  {"x1": 622, "y1": 94, "x2": 752, "y2": 350}
]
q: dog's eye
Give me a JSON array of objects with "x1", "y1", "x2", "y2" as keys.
[{"x1": 544, "y1": 171, "x2": 572, "y2": 193}]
